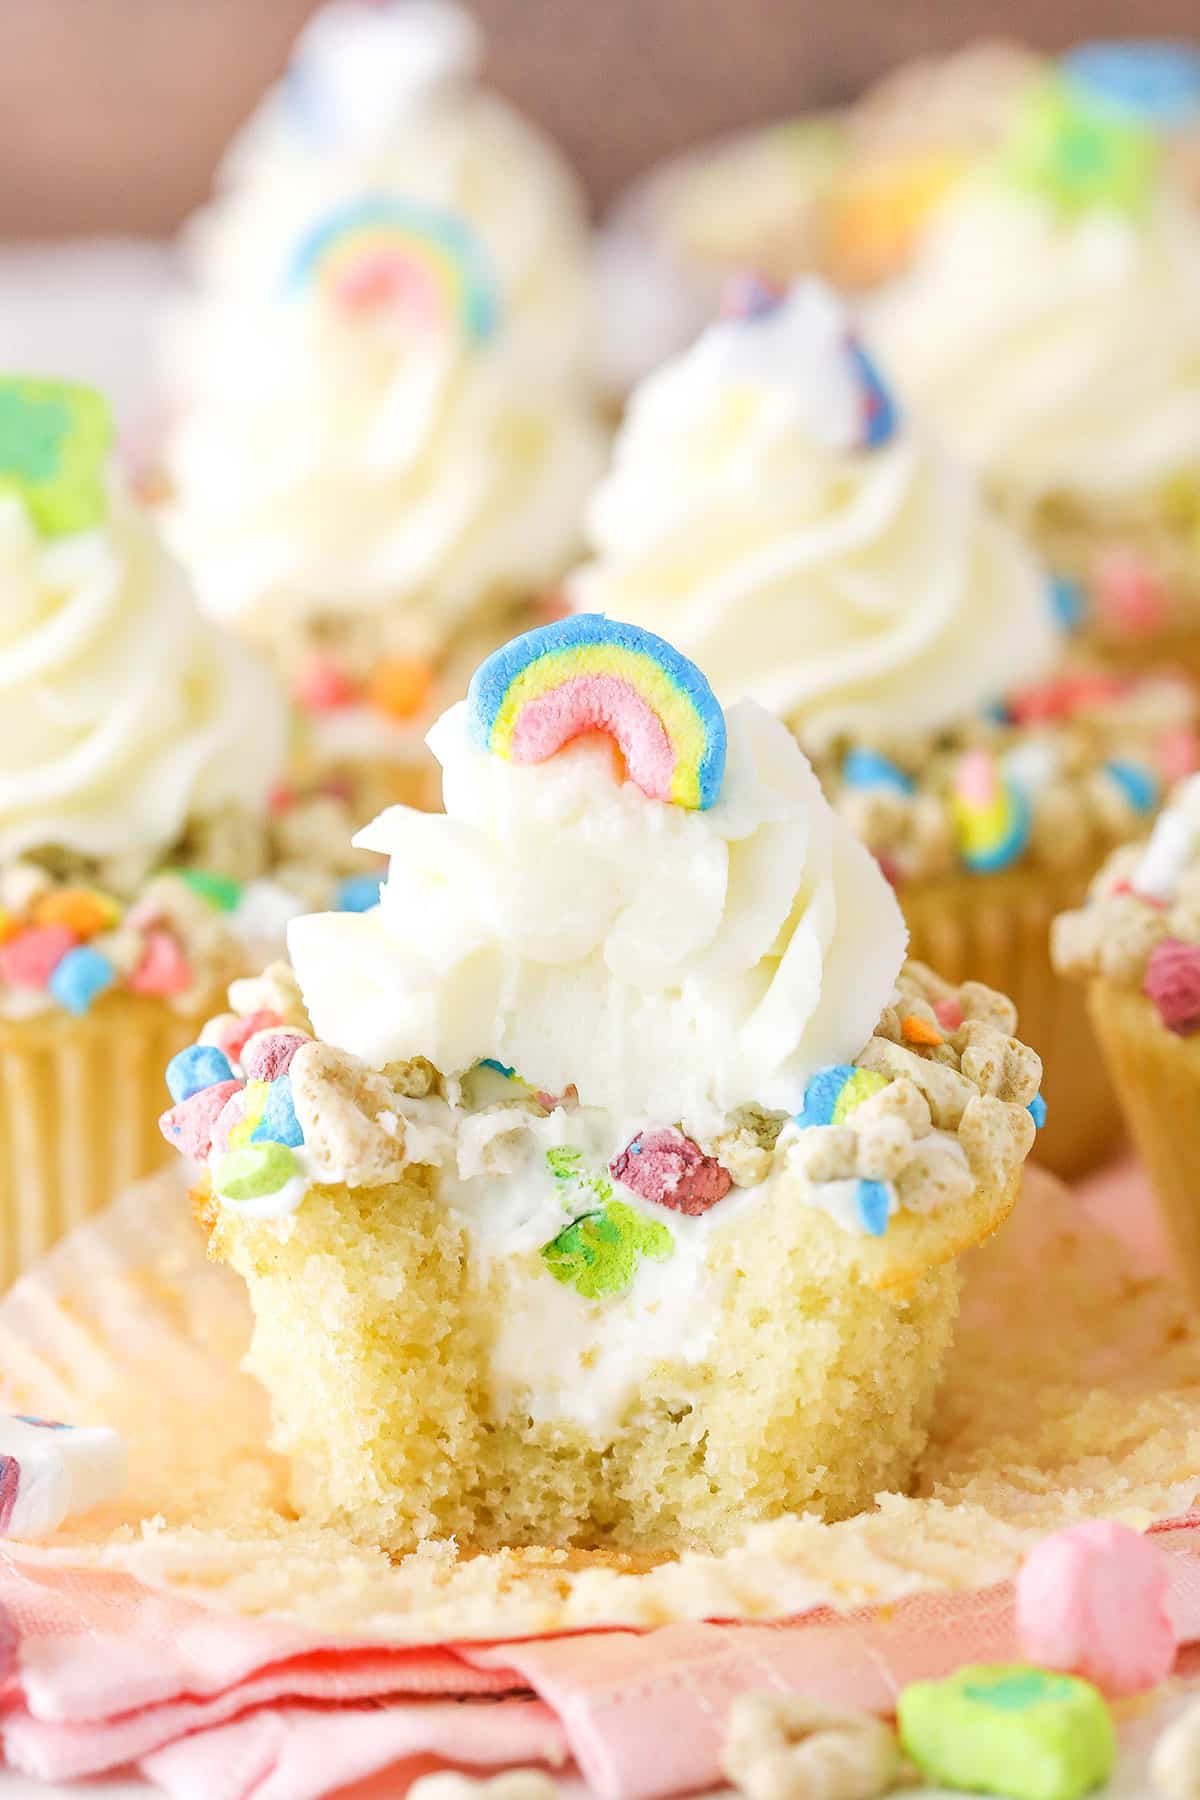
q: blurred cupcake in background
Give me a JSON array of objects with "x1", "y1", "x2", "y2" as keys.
[
  {"x1": 595, "y1": 42, "x2": 1038, "y2": 398},
  {"x1": 1054, "y1": 772, "x2": 1200, "y2": 1296},
  {"x1": 0, "y1": 376, "x2": 378, "y2": 1284},
  {"x1": 570, "y1": 281, "x2": 1199, "y2": 1176},
  {"x1": 596, "y1": 40, "x2": 1200, "y2": 402},
  {"x1": 865, "y1": 75, "x2": 1200, "y2": 678},
  {"x1": 816, "y1": 40, "x2": 1043, "y2": 292},
  {"x1": 161, "y1": 0, "x2": 608, "y2": 817}
]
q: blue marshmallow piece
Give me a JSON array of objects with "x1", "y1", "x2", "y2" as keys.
[
  {"x1": 855, "y1": 1178, "x2": 892, "y2": 1236},
  {"x1": 1064, "y1": 40, "x2": 1200, "y2": 126},
  {"x1": 1049, "y1": 574, "x2": 1086, "y2": 633},
  {"x1": 248, "y1": 1075, "x2": 304, "y2": 1149},
  {"x1": 1104, "y1": 758, "x2": 1158, "y2": 816},
  {"x1": 47, "y1": 945, "x2": 116, "y2": 1016},
  {"x1": 166, "y1": 1043, "x2": 236, "y2": 1105},
  {"x1": 1028, "y1": 1091, "x2": 1048, "y2": 1130},
  {"x1": 842, "y1": 747, "x2": 916, "y2": 796},
  {"x1": 336, "y1": 873, "x2": 383, "y2": 913}
]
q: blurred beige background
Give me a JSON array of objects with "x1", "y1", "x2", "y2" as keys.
[{"x1": 1, "y1": 0, "x2": 1199, "y2": 235}]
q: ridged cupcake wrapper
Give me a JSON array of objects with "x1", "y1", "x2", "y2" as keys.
[
  {"x1": 1086, "y1": 981, "x2": 1200, "y2": 1302},
  {"x1": 0, "y1": 996, "x2": 207, "y2": 1288},
  {"x1": 902, "y1": 862, "x2": 1123, "y2": 1181}
]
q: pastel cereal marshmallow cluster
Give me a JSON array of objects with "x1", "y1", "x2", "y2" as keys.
[
  {"x1": 0, "y1": 856, "x2": 381, "y2": 1021},
  {"x1": 830, "y1": 668, "x2": 1196, "y2": 886},
  {"x1": 161, "y1": 961, "x2": 424, "y2": 1220},
  {"x1": 0, "y1": 1413, "x2": 126, "y2": 1540},
  {"x1": 784, "y1": 961, "x2": 1043, "y2": 1235}
]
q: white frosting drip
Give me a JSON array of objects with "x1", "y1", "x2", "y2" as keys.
[
  {"x1": 287, "y1": 695, "x2": 907, "y2": 1140},
  {"x1": 864, "y1": 184, "x2": 1200, "y2": 507},
  {"x1": 0, "y1": 489, "x2": 285, "y2": 864},
  {"x1": 571, "y1": 282, "x2": 1061, "y2": 746},
  {"x1": 162, "y1": 14, "x2": 605, "y2": 647}
]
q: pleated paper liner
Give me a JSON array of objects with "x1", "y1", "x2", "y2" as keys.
[
  {"x1": 901, "y1": 861, "x2": 1123, "y2": 1181},
  {"x1": 1086, "y1": 981, "x2": 1200, "y2": 1303},
  {"x1": 0, "y1": 990, "x2": 221, "y2": 1289},
  {"x1": 1, "y1": 1160, "x2": 1198, "y2": 1644}
]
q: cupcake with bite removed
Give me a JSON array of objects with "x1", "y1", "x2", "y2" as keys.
[
  {"x1": 161, "y1": 0, "x2": 607, "y2": 818},
  {"x1": 568, "y1": 281, "x2": 1197, "y2": 1177},
  {"x1": 162, "y1": 615, "x2": 1040, "y2": 1557},
  {"x1": 0, "y1": 376, "x2": 377, "y2": 1285},
  {"x1": 865, "y1": 74, "x2": 1200, "y2": 678}
]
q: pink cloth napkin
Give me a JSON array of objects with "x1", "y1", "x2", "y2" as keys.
[{"x1": 5, "y1": 1518, "x2": 1200, "y2": 1799}]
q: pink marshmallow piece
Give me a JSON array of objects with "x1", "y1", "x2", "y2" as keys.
[
  {"x1": 292, "y1": 654, "x2": 358, "y2": 713},
  {"x1": 610, "y1": 1128, "x2": 732, "y2": 1216},
  {"x1": 215, "y1": 1009, "x2": 285, "y2": 1067},
  {"x1": 0, "y1": 925, "x2": 79, "y2": 989},
  {"x1": 1160, "y1": 725, "x2": 1200, "y2": 783},
  {"x1": 933, "y1": 996, "x2": 964, "y2": 1031},
  {"x1": 510, "y1": 673, "x2": 676, "y2": 804},
  {"x1": 240, "y1": 1029, "x2": 309, "y2": 1083},
  {"x1": 128, "y1": 930, "x2": 193, "y2": 998},
  {"x1": 1016, "y1": 1519, "x2": 1176, "y2": 1697},
  {"x1": 159, "y1": 1082, "x2": 243, "y2": 1160},
  {"x1": 1094, "y1": 547, "x2": 1170, "y2": 638}
]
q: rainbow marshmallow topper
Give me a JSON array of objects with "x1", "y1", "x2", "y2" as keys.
[
  {"x1": 467, "y1": 615, "x2": 727, "y2": 810},
  {"x1": 951, "y1": 749, "x2": 1032, "y2": 873},
  {"x1": 283, "y1": 195, "x2": 499, "y2": 342}
]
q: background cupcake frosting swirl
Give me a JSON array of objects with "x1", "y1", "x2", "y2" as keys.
[
  {"x1": 0, "y1": 485, "x2": 283, "y2": 865},
  {"x1": 570, "y1": 281, "x2": 1062, "y2": 747}
]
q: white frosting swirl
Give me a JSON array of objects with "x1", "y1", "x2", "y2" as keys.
[
  {"x1": 0, "y1": 489, "x2": 285, "y2": 864},
  {"x1": 162, "y1": 4, "x2": 605, "y2": 649},
  {"x1": 287, "y1": 695, "x2": 907, "y2": 1137},
  {"x1": 570, "y1": 283, "x2": 1060, "y2": 747},
  {"x1": 864, "y1": 184, "x2": 1200, "y2": 507}
]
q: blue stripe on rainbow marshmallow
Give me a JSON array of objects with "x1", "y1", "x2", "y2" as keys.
[
  {"x1": 795, "y1": 1064, "x2": 889, "y2": 1130},
  {"x1": 1063, "y1": 41, "x2": 1200, "y2": 128},
  {"x1": 282, "y1": 195, "x2": 499, "y2": 343},
  {"x1": 467, "y1": 615, "x2": 727, "y2": 811}
]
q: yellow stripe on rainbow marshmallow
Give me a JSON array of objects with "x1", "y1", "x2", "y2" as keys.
[{"x1": 490, "y1": 644, "x2": 709, "y2": 810}]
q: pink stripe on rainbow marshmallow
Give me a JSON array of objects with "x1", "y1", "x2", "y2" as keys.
[
  {"x1": 332, "y1": 252, "x2": 441, "y2": 322},
  {"x1": 509, "y1": 674, "x2": 676, "y2": 803}
]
